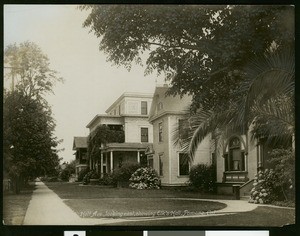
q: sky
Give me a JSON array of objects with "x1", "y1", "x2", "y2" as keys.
[{"x1": 3, "y1": 5, "x2": 164, "y2": 163}]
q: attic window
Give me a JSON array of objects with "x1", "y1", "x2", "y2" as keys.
[{"x1": 158, "y1": 102, "x2": 163, "y2": 111}]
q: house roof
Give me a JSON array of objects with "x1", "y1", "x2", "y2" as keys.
[
  {"x1": 148, "y1": 85, "x2": 192, "y2": 122},
  {"x1": 86, "y1": 114, "x2": 123, "y2": 128},
  {"x1": 73, "y1": 137, "x2": 88, "y2": 150},
  {"x1": 100, "y1": 142, "x2": 151, "y2": 152},
  {"x1": 105, "y1": 92, "x2": 153, "y2": 114}
]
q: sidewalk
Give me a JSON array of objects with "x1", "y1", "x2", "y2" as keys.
[
  {"x1": 23, "y1": 181, "x2": 259, "y2": 225},
  {"x1": 23, "y1": 181, "x2": 125, "y2": 225}
]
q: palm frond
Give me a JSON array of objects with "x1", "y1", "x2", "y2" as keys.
[{"x1": 236, "y1": 47, "x2": 294, "y2": 127}]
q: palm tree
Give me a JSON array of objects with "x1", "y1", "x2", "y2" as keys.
[{"x1": 179, "y1": 47, "x2": 294, "y2": 161}]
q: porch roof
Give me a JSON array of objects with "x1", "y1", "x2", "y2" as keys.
[
  {"x1": 100, "y1": 142, "x2": 151, "y2": 152},
  {"x1": 73, "y1": 136, "x2": 88, "y2": 150}
]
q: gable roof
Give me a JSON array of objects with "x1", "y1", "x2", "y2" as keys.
[
  {"x1": 148, "y1": 85, "x2": 192, "y2": 122},
  {"x1": 73, "y1": 136, "x2": 88, "y2": 150}
]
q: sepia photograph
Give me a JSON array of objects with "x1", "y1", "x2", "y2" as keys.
[{"x1": 3, "y1": 4, "x2": 295, "y2": 227}]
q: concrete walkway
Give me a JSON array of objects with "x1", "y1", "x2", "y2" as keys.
[
  {"x1": 23, "y1": 181, "x2": 259, "y2": 225},
  {"x1": 23, "y1": 181, "x2": 125, "y2": 225}
]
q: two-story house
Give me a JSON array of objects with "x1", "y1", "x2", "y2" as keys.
[
  {"x1": 147, "y1": 85, "x2": 211, "y2": 186},
  {"x1": 85, "y1": 92, "x2": 153, "y2": 176},
  {"x1": 147, "y1": 85, "x2": 289, "y2": 197}
]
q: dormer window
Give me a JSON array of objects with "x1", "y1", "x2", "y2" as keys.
[{"x1": 157, "y1": 102, "x2": 163, "y2": 111}]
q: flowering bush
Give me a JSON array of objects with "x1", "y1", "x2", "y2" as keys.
[
  {"x1": 249, "y1": 169, "x2": 281, "y2": 204},
  {"x1": 129, "y1": 167, "x2": 160, "y2": 189}
]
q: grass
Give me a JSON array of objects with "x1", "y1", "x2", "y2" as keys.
[
  {"x1": 64, "y1": 198, "x2": 226, "y2": 218},
  {"x1": 45, "y1": 182, "x2": 235, "y2": 200},
  {"x1": 107, "y1": 206, "x2": 295, "y2": 226},
  {"x1": 2, "y1": 182, "x2": 36, "y2": 225}
]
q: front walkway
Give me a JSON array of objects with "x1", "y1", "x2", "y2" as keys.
[{"x1": 23, "y1": 181, "x2": 258, "y2": 225}]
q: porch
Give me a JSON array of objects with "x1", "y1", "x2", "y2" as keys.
[{"x1": 97, "y1": 143, "x2": 150, "y2": 176}]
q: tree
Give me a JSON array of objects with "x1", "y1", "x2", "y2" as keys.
[
  {"x1": 3, "y1": 41, "x2": 63, "y2": 194},
  {"x1": 80, "y1": 5, "x2": 294, "y2": 160},
  {"x1": 81, "y1": 5, "x2": 294, "y2": 111},
  {"x1": 4, "y1": 41, "x2": 63, "y2": 101},
  {"x1": 3, "y1": 90, "x2": 61, "y2": 193}
]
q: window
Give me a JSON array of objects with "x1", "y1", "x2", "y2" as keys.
[
  {"x1": 141, "y1": 127, "x2": 149, "y2": 142},
  {"x1": 159, "y1": 154, "x2": 163, "y2": 176},
  {"x1": 148, "y1": 156, "x2": 154, "y2": 168},
  {"x1": 226, "y1": 137, "x2": 245, "y2": 171},
  {"x1": 178, "y1": 119, "x2": 189, "y2": 140},
  {"x1": 158, "y1": 102, "x2": 163, "y2": 111},
  {"x1": 141, "y1": 101, "x2": 148, "y2": 115},
  {"x1": 179, "y1": 153, "x2": 189, "y2": 176},
  {"x1": 158, "y1": 122, "x2": 163, "y2": 142}
]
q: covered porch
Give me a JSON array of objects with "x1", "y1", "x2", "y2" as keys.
[{"x1": 98, "y1": 143, "x2": 150, "y2": 176}]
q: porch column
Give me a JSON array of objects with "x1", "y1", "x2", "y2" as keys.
[
  {"x1": 100, "y1": 153, "x2": 104, "y2": 177},
  {"x1": 137, "y1": 150, "x2": 140, "y2": 163},
  {"x1": 110, "y1": 151, "x2": 113, "y2": 173},
  {"x1": 244, "y1": 153, "x2": 248, "y2": 171}
]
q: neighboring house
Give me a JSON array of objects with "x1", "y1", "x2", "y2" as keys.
[
  {"x1": 147, "y1": 85, "x2": 284, "y2": 197},
  {"x1": 72, "y1": 136, "x2": 88, "y2": 178},
  {"x1": 86, "y1": 92, "x2": 153, "y2": 176},
  {"x1": 147, "y1": 85, "x2": 211, "y2": 187}
]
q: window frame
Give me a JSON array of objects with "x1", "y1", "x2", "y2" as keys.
[
  {"x1": 158, "y1": 122, "x2": 163, "y2": 142},
  {"x1": 178, "y1": 153, "x2": 189, "y2": 176},
  {"x1": 159, "y1": 154, "x2": 163, "y2": 176},
  {"x1": 141, "y1": 101, "x2": 148, "y2": 115},
  {"x1": 141, "y1": 127, "x2": 149, "y2": 143}
]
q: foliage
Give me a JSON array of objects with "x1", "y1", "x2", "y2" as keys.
[
  {"x1": 179, "y1": 47, "x2": 294, "y2": 161},
  {"x1": 4, "y1": 41, "x2": 63, "y2": 100},
  {"x1": 81, "y1": 5, "x2": 293, "y2": 111},
  {"x1": 59, "y1": 161, "x2": 76, "y2": 181},
  {"x1": 82, "y1": 170, "x2": 99, "y2": 185},
  {"x1": 268, "y1": 148, "x2": 295, "y2": 201},
  {"x1": 3, "y1": 90, "x2": 61, "y2": 193},
  {"x1": 249, "y1": 169, "x2": 282, "y2": 204},
  {"x1": 99, "y1": 173, "x2": 117, "y2": 186},
  {"x1": 77, "y1": 168, "x2": 90, "y2": 182},
  {"x1": 60, "y1": 169, "x2": 72, "y2": 182},
  {"x1": 188, "y1": 164, "x2": 216, "y2": 192},
  {"x1": 113, "y1": 163, "x2": 141, "y2": 182},
  {"x1": 81, "y1": 6, "x2": 294, "y2": 162},
  {"x1": 129, "y1": 167, "x2": 160, "y2": 189},
  {"x1": 87, "y1": 125, "x2": 125, "y2": 162}
]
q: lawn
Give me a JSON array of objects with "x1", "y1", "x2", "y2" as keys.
[
  {"x1": 45, "y1": 182, "x2": 235, "y2": 200},
  {"x1": 64, "y1": 198, "x2": 226, "y2": 218},
  {"x1": 45, "y1": 182, "x2": 228, "y2": 219},
  {"x1": 2, "y1": 182, "x2": 36, "y2": 225},
  {"x1": 107, "y1": 206, "x2": 295, "y2": 226}
]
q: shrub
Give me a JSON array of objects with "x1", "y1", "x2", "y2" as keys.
[
  {"x1": 82, "y1": 170, "x2": 96, "y2": 185},
  {"x1": 249, "y1": 169, "x2": 282, "y2": 204},
  {"x1": 129, "y1": 167, "x2": 160, "y2": 189},
  {"x1": 60, "y1": 169, "x2": 71, "y2": 181},
  {"x1": 268, "y1": 148, "x2": 295, "y2": 201},
  {"x1": 113, "y1": 163, "x2": 141, "y2": 182},
  {"x1": 188, "y1": 164, "x2": 216, "y2": 192},
  {"x1": 90, "y1": 171, "x2": 100, "y2": 179},
  {"x1": 77, "y1": 168, "x2": 89, "y2": 182},
  {"x1": 99, "y1": 173, "x2": 117, "y2": 186}
]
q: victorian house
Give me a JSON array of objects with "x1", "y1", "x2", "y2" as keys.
[
  {"x1": 147, "y1": 85, "x2": 281, "y2": 197},
  {"x1": 85, "y1": 92, "x2": 153, "y2": 176}
]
